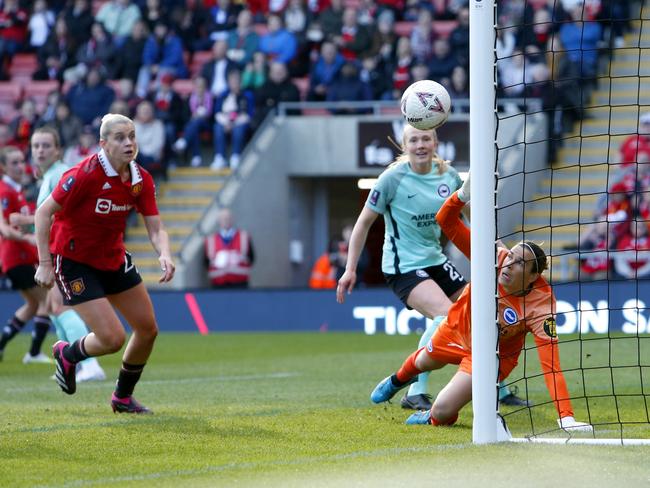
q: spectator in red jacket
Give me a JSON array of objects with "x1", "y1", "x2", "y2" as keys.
[
  {"x1": 0, "y1": 0, "x2": 28, "y2": 79},
  {"x1": 617, "y1": 112, "x2": 650, "y2": 170}
]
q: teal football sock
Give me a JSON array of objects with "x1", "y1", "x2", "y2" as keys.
[
  {"x1": 498, "y1": 381, "x2": 512, "y2": 401},
  {"x1": 50, "y1": 314, "x2": 67, "y2": 342},
  {"x1": 407, "y1": 316, "x2": 444, "y2": 397}
]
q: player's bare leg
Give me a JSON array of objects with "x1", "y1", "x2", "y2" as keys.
[
  {"x1": 52, "y1": 298, "x2": 124, "y2": 395},
  {"x1": 106, "y1": 283, "x2": 158, "y2": 414},
  {"x1": 406, "y1": 280, "x2": 453, "y2": 319},
  {"x1": 401, "y1": 281, "x2": 454, "y2": 409},
  {"x1": 406, "y1": 371, "x2": 472, "y2": 426}
]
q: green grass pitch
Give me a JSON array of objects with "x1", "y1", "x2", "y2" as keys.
[{"x1": 1, "y1": 332, "x2": 649, "y2": 488}]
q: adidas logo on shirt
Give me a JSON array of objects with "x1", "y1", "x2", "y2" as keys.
[{"x1": 102, "y1": 182, "x2": 112, "y2": 190}]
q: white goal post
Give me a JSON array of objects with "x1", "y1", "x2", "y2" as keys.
[{"x1": 469, "y1": 0, "x2": 499, "y2": 444}]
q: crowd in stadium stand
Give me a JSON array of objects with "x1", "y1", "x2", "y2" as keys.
[
  {"x1": 575, "y1": 111, "x2": 650, "y2": 281},
  {"x1": 0, "y1": 0, "x2": 634, "y2": 175},
  {"x1": 0, "y1": 0, "x2": 643, "y2": 287}
]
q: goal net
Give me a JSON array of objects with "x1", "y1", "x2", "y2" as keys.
[{"x1": 471, "y1": 0, "x2": 650, "y2": 444}]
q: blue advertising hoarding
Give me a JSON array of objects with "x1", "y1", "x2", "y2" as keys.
[{"x1": 1, "y1": 282, "x2": 647, "y2": 334}]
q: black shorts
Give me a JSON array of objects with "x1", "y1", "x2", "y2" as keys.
[
  {"x1": 384, "y1": 260, "x2": 467, "y2": 308},
  {"x1": 6, "y1": 264, "x2": 37, "y2": 290},
  {"x1": 53, "y1": 253, "x2": 143, "y2": 306}
]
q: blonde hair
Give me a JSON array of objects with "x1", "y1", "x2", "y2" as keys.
[
  {"x1": 387, "y1": 127, "x2": 450, "y2": 174},
  {"x1": 99, "y1": 113, "x2": 134, "y2": 141}
]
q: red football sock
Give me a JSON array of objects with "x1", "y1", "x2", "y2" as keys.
[
  {"x1": 431, "y1": 413, "x2": 458, "y2": 426},
  {"x1": 395, "y1": 348, "x2": 424, "y2": 384}
]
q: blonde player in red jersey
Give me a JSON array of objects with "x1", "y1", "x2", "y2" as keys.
[
  {"x1": 370, "y1": 175, "x2": 592, "y2": 431},
  {"x1": 34, "y1": 113, "x2": 175, "y2": 414}
]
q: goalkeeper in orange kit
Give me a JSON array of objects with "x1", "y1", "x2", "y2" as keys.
[{"x1": 370, "y1": 175, "x2": 592, "y2": 431}]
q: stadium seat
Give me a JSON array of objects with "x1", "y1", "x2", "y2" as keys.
[
  {"x1": 23, "y1": 80, "x2": 60, "y2": 112},
  {"x1": 394, "y1": 21, "x2": 415, "y2": 37},
  {"x1": 380, "y1": 106, "x2": 401, "y2": 116},
  {"x1": 9, "y1": 53, "x2": 38, "y2": 82},
  {"x1": 302, "y1": 108, "x2": 331, "y2": 116},
  {"x1": 190, "y1": 50, "x2": 213, "y2": 78},
  {"x1": 393, "y1": 20, "x2": 458, "y2": 39},
  {"x1": 172, "y1": 79, "x2": 194, "y2": 98}
]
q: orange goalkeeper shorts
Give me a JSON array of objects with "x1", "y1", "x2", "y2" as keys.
[
  {"x1": 425, "y1": 321, "x2": 518, "y2": 381},
  {"x1": 424, "y1": 322, "x2": 472, "y2": 375}
]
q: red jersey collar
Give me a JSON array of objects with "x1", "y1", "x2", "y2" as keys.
[
  {"x1": 97, "y1": 149, "x2": 143, "y2": 186},
  {"x1": 1, "y1": 175, "x2": 21, "y2": 192}
]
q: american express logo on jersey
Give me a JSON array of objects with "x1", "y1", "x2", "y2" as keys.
[{"x1": 411, "y1": 213, "x2": 437, "y2": 227}]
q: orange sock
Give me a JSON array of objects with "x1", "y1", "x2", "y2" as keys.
[
  {"x1": 431, "y1": 413, "x2": 458, "y2": 426},
  {"x1": 395, "y1": 348, "x2": 424, "y2": 384}
]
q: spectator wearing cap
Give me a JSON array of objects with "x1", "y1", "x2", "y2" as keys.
[
  {"x1": 259, "y1": 14, "x2": 298, "y2": 64},
  {"x1": 617, "y1": 113, "x2": 650, "y2": 171},
  {"x1": 65, "y1": 67, "x2": 115, "y2": 126},
  {"x1": 95, "y1": 0, "x2": 142, "y2": 46},
  {"x1": 226, "y1": 9, "x2": 259, "y2": 69},
  {"x1": 136, "y1": 21, "x2": 188, "y2": 97},
  {"x1": 201, "y1": 39, "x2": 239, "y2": 99},
  {"x1": 63, "y1": 125, "x2": 100, "y2": 166}
]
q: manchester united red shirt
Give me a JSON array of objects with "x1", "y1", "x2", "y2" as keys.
[
  {"x1": 0, "y1": 175, "x2": 38, "y2": 272},
  {"x1": 50, "y1": 150, "x2": 158, "y2": 271}
]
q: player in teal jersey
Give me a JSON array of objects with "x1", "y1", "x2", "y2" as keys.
[
  {"x1": 337, "y1": 125, "x2": 528, "y2": 409},
  {"x1": 337, "y1": 124, "x2": 467, "y2": 410},
  {"x1": 23, "y1": 128, "x2": 106, "y2": 382}
]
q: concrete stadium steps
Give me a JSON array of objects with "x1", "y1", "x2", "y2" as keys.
[
  {"x1": 124, "y1": 166, "x2": 227, "y2": 286},
  {"x1": 523, "y1": 194, "x2": 601, "y2": 226}
]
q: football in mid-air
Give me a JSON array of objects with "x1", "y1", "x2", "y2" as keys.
[{"x1": 400, "y1": 80, "x2": 451, "y2": 130}]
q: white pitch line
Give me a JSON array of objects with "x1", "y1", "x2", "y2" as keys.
[
  {"x1": 33, "y1": 444, "x2": 469, "y2": 488},
  {"x1": 4, "y1": 372, "x2": 300, "y2": 393}
]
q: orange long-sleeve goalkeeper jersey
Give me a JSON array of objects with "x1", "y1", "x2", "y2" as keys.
[{"x1": 436, "y1": 191, "x2": 574, "y2": 418}]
